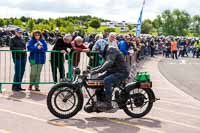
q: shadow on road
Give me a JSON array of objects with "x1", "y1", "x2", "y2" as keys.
[
  {"x1": 28, "y1": 92, "x2": 46, "y2": 101},
  {"x1": 48, "y1": 116, "x2": 162, "y2": 133},
  {"x1": 9, "y1": 92, "x2": 26, "y2": 100}
]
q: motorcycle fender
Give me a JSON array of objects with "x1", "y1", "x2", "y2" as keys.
[
  {"x1": 57, "y1": 82, "x2": 81, "y2": 92},
  {"x1": 124, "y1": 82, "x2": 139, "y2": 92},
  {"x1": 125, "y1": 82, "x2": 156, "y2": 102},
  {"x1": 147, "y1": 88, "x2": 156, "y2": 102}
]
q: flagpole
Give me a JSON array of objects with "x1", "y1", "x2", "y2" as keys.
[{"x1": 136, "y1": 0, "x2": 146, "y2": 37}]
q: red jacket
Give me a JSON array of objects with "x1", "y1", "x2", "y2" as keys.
[{"x1": 71, "y1": 41, "x2": 88, "y2": 67}]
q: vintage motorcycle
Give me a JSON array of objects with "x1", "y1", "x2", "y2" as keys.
[{"x1": 47, "y1": 67, "x2": 158, "y2": 119}]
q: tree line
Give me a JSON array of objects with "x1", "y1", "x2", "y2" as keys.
[
  {"x1": 141, "y1": 9, "x2": 200, "y2": 37},
  {"x1": 0, "y1": 9, "x2": 199, "y2": 36},
  {"x1": 0, "y1": 15, "x2": 106, "y2": 33}
]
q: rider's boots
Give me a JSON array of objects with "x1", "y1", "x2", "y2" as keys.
[
  {"x1": 97, "y1": 94, "x2": 112, "y2": 110},
  {"x1": 95, "y1": 89, "x2": 104, "y2": 105}
]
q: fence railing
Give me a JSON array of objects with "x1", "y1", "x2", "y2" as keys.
[
  {"x1": 0, "y1": 49, "x2": 140, "y2": 93},
  {"x1": 0, "y1": 50, "x2": 102, "y2": 92}
]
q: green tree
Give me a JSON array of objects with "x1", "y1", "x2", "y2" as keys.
[
  {"x1": 65, "y1": 21, "x2": 75, "y2": 33},
  {"x1": 192, "y1": 15, "x2": 200, "y2": 36},
  {"x1": 141, "y1": 19, "x2": 153, "y2": 34},
  {"x1": 153, "y1": 15, "x2": 162, "y2": 35},
  {"x1": 155, "y1": 9, "x2": 191, "y2": 36},
  {"x1": 127, "y1": 24, "x2": 133, "y2": 31},
  {"x1": 161, "y1": 10, "x2": 175, "y2": 35},
  {"x1": 55, "y1": 19, "x2": 62, "y2": 27},
  {"x1": 4, "y1": 19, "x2": 9, "y2": 26},
  {"x1": 89, "y1": 19, "x2": 101, "y2": 30},
  {"x1": 13, "y1": 19, "x2": 23, "y2": 27},
  {"x1": 26, "y1": 18, "x2": 35, "y2": 32},
  {"x1": 172, "y1": 9, "x2": 191, "y2": 36},
  {"x1": 20, "y1": 16, "x2": 29, "y2": 23},
  {"x1": 0, "y1": 19, "x2": 4, "y2": 27}
]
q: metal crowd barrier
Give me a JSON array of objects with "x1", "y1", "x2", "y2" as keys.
[
  {"x1": 0, "y1": 50, "x2": 102, "y2": 92},
  {"x1": 0, "y1": 49, "x2": 139, "y2": 93}
]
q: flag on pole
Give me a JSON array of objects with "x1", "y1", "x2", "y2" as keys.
[{"x1": 136, "y1": 0, "x2": 146, "y2": 37}]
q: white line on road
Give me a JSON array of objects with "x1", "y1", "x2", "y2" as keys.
[
  {"x1": 1, "y1": 94, "x2": 200, "y2": 131},
  {"x1": 107, "y1": 118, "x2": 165, "y2": 133},
  {"x1": 154, "y1": 107, "x2": 200, "y2": 120},
  {"x1": 158, "y1": 100, "x2": 200, "y2": 110},
  {"x1": 160, "y1": 98, "x2": 200, "y2": 107},
  {"x1": 0, "y1": 95, "x2": 165, "y2": 133},
  {"x1": 147, "y1": 116, "x2": 200, "y2": 131},
  {"x1": 0, "y1": 108, "x2": 96, "y2": 133},
  {"x1": 3, "y1": 94, "x2": 200, "y2": 119},
  {"x1": 0, "y1": 129, "x2": 11, "y2": 133}
]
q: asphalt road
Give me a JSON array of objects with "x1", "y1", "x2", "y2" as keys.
[
  {"x1": 1, "y1": 51, "x2": 200, "y2": 133},
  {"x1": 158, "y1": 57, "x2": 200, "y2": 101}
]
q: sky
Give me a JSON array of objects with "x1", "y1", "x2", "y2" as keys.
[{"x1": 0, "y1": 0, "x2": 199, "y2": 23}]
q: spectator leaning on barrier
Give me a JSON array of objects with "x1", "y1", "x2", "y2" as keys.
[
  {"x1": 92, "y1": 34, "x2": 108, "y2": 55},
  {"x1": 108, "y1": 32, "x2": 118, "y2": 49},
  {"x1": 71, "y1": 36, "x2": 90, "y2": 67},
  {"x1": 171, "y1": 38, "x2": 178, "y2": 60},
  {"x1": 27, "y1": 30, "x2": 48, "y2": 91},
  {"x1": 9, "y1": 28, "x2": 27, "y2": 91},
  {"x1": 90, "y1": 34, "x2": 108, "y2": 67},
  {"x1": 50, "y1": 34, "x2": 72, "y2": 82}
]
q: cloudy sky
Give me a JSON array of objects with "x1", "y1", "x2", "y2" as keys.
[{"x1": 0, "y1": 0, "x2": 199, "y2": 23}]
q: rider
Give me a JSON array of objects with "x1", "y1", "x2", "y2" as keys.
[{"x1": 91, "y1": 33, "x2": 130, "y2": 110}]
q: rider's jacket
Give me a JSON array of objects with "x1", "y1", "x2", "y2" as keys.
[{"x1": 92, "y1": 46, "x2": 129, "y2": 74}]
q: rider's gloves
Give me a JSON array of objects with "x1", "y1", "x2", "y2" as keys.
[{"x1": 91, "y1": 70, "x2": 98, "y2": 75}]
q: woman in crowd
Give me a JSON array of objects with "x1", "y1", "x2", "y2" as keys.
[
  {"x1": 27, "y1": 30, "x2": 48, "y2": 91},
  {"x1": 71, "y1": 36, "x2": 90, "y2": 67}
]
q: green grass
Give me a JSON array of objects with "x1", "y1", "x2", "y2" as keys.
[{"x1": 86, "y1": 26, "x2": 136, "y2": 35}]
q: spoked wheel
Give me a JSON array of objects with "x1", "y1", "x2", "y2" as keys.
[
  {"x1": 123, "y1": 88, "x2": 153, "y2": 118},
  {"x1": 47, "y1": 83, "x2": 83, "y2": 119}
]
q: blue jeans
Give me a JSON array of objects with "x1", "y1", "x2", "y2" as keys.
[
  {"x1": 12, "y1": 58, "x2": 27, "y2": 89},
  {"x1": 98, "y1": 72, "x2": 129, "y2": 95}
]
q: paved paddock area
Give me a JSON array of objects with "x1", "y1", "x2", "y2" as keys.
[{"x1": 0, "y1": 54, "x2": 200, "y2": 133}]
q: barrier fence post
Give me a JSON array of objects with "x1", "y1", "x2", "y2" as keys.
[
  {"x1": 67, "y1": 52, "x2": 73, "y2": 80},
  {"x1": 0, "y1": 84, "x2": 2, "y2": 93}
]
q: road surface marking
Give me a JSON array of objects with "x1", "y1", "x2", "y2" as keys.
[
  {"x1": 4, "y1": 96, "x2": 200, "y2": 119},
  {"x1": 147, "y1": 116, "x2": 200, "y2": 131},
  {"x1": 0, "y1": 96, "x2": 168, "y2": 133},
  {"x1": 2, "y1": 94, "x2": 200, "y2": 120},
  {"x1": 2, "y1": 93, "x2": 200, "y2": 116},
  {"x1": 158, "y1": 100, "x2": 200, "y2": 110},
  {"x1": 0, "y1": 129, "x2": 11, "y2": 133},
  {"x1": 1, "y1": 94, "x2": 200, "y2": 131},
  {"x1": 107, "y1": 118, "x2": 165, "y2": 133},
  {"x1": 0, "y1": 108, "x2": 96, "y2": 133},
  {"x1": 154, "y1": 107, "x2": 200, "y2": 120},
  {"x1": 160, "y1": 98, "x2": 200, "y2": 107},
  {"x1": 0, "y1": 95, "x2": 45, "y2": 107}
]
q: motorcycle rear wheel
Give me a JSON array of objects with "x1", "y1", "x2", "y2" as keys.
[{"x1": 123, "y1": 88, "x2": 153, "y2": 118}]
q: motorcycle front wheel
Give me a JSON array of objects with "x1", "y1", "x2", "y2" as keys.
[{"x1": 47, "y1": 83, "x2": 84, "y2": 119}]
